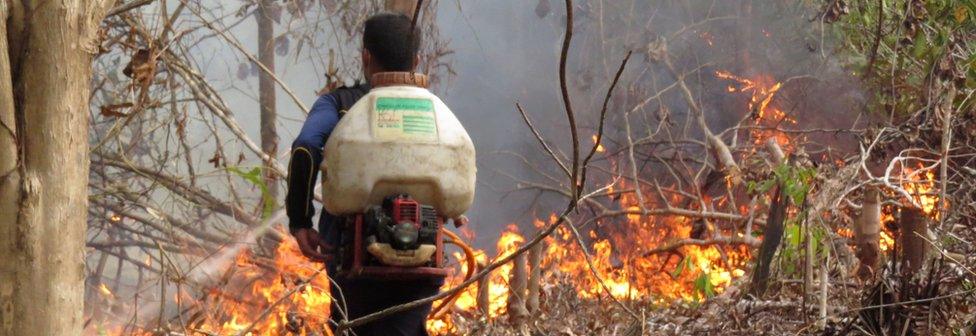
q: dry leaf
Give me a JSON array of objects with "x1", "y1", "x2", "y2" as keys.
[{"x1": 100, "y1": 102, "x2": 133, "y2": 118}]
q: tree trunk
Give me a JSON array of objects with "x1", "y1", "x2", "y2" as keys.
[
  {"x1": 507, "y1": 251, "x2": 530, "y2": 324},
  {"x1": 0, "y1": 7, "x2": 19, "y2": 333},
  {"x1": 855, "y1": 187, "x2": 881, "y2": 279},
  {"x1": 385, "y1": 0, "x2": 419, "y2": 18},
  {"x1": 751, "y1": 186, "x2": 786, "y2": 297},
  {"x1": 476, "y1": 260, "x2": 490, "y2": 316},
  {"x1": 526, "y1": 240, "x2": 543, "y2": 312},
  {"x1": 256, "y1": 0, "x2": 278, "y2": 205},
  {"x1": 899, "y1": 207, "x2": 929, "y2": 276},
  {"x1": 0, "y1": 1, "x2": 111, "y2": 334}
]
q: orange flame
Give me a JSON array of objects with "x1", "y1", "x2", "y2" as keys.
[
  {"x1": 592, "y1": 135, "x2": 606, "y2": 153},
  {"x1": 716, "y1": 71, "x2": 795, "y2": 149},
  {"x1": 98, "y1": 283, "x2": 114, "y2": 298},
  {"x1": 902, "y1": 165, "x2": 942, "y2": 216},
  {"x1": 89, "y1": 237, "x2": 333, "y2": 336}
]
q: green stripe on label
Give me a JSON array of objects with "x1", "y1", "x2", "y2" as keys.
[
  {"x1": 373, "y1": 96, "x2": 438, "y2": 140},
  {"x1": 376, "y1": 97, "x2": 434, "y2": 112},
  {"x1": 403, "y1": 116, "x2": 434, "y2": 120}
]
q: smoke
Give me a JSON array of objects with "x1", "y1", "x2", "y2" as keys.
[
  {"x1": 186, "y1": 210, "x2": 286, "y2": 285},
  {"x1": 431, "y1": 1, "x2": 863, "y2": 247},
  {"x1": 205, "y1": 0, "x2": 862, "y2": 249},
  {"x1": 86, "y1": 210, "x2": 287, "y2": 331},
  {"x1": 83, "y1": 1, "x2": 870, "y2": 332}
]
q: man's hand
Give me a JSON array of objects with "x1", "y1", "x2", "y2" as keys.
[{"x1": 292, "y1": 228, "x2": 334, "y2": 262}]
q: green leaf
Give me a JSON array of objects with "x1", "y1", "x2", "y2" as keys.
[
  {"x1": 913, "y1": 33, "x2": 930, "y2": 59},
  {"x1": 693, "y1": 273, "x2": 715, "y2": 300},
  {"x1": 787, "y1": 223, "x2": 802, "y2": 248},
  {"x1": 228, "y1": 166, "x2": 277, "y2": 219},
  {"x1": 671, "y1": 255, "x2": 691, "y2": 278}
]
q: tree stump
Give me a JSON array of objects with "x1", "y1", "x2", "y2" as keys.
[
  {"x1": 476, "y1": 260, "x2": 490, "y2": 316},
  {"x1": 899, "y1": 207, "x2": 929, "y2": 276},
  {"x1": 526, "y1": 240, "x2": 544, "y2": 312},
  {"x1": 507, "y1": 251, "x2": 530, "y2": 324},
  {"x1": 855, "y1": 187, "x2": 881, "y2": 279}
]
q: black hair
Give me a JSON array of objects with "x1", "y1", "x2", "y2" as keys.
[{"x1": 363, "y1": 13, "x2": 421, "y2": 72}]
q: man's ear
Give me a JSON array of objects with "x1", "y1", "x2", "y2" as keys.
[
  {"x1": 362, "y1": 49, "x2": 372, "y2": 70},
  {"x1": 413, "y1": 54, "x2": 421, "y2": 70}
]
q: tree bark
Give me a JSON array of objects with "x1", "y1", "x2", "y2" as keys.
[
  {"x1": 855, "y1": 187, "x2": 881, "y2": 279},
  {"x1": 476, "y1": 260, "x2": 490, "y2": 316},
  {"x1": 0, "y1": 1, "x2": 111, "y2": 334},
  {"x1": 899, "y1": 207, "x2": 929, "y2": 276},
  {"x1": 385, "y1": 0, "x2": 419, "y2": 18},
  {"x1": 526, "y1": 240, "x2": 543, "y2": 312},
  {"x1": 0, "y1": 1, "x2": 19, "y2": 330},
  {"x1": 256, "y1": 0, "x2": 278, "y2": 204},
  {"x1": 507, "y1": 252, "x2": 530, "y2": 324},
  {"x1": 751, "y1": 186, "x2": 786, "y2": 297}
]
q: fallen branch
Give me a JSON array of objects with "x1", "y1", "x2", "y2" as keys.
[{"x1": 640, "y1": 235, "x2": 760, "y2": 257}]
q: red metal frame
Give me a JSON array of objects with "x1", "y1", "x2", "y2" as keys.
[{"x1": 341, "y1": 215, "x2": 449, "y2": 280}]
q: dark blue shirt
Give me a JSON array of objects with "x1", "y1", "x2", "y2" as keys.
[
  {"x1": 286, "y1": 94, "x2": 340, "y2": 231},
  {"x1": 293, "y1": 94, "x2": 342, "y2": 162},
  {"x1": 286, "y1": 84, "x2": 370, "y2": 238}
]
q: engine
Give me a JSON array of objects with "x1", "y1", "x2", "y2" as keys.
[
  {"x1": 335, "y1": 194, "x2": 450, "y2": 279},
  {"x1": 362, "y1": 195, "x2": 440, "y2": 267}
]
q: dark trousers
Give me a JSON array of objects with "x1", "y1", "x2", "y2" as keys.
[{"x1": 330, "y1": 276, "x2": 442, "y2": 336}]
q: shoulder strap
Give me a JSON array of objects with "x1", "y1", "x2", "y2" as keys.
[{"x1": 331, "y1": 82, "x2": 372, "y2": 116}]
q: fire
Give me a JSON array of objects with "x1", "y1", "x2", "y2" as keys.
[
  {"x1": 901, "y1": 164, "x2": 942, "y2": 216},
  {"x1": 99, "y1": 283, "x2": 114, "y2": 298},
  {"x1": 838, "y1": 214, "x2": 896, "y2": 252},
  {"x1": 94, "y1": 68, "x2": 948, "y2": 336},
  {"x1": 537, "y1": 210, "x2": 748, "y2": 303},
  {"x1": 716, "y1": 71, "x2": 795, "y2": 148},
  {"x1": 89, "y1": 236, "x2": 333, "y2": 336},
  {"x1": 429, "y1": 184, "x2": 750, "y2": 334},
  {"x1": 427, "y1": 225, "x2": 525, "y2": 334},
  {"x1": 430, "y1": 72, "x2": 789, "y2": 333},
  {"x1": 879, "y1": 163, "x2": 943, "y2": 250},
  {"x1": 200, "y1": 239, "x2": 333, "y2": 336},
  {"x1": 841, "y1": 164, "x2": 943, "y2": 255},
  {"x1": 592, "y1": 134, "x2": 605, "y2": 153}
]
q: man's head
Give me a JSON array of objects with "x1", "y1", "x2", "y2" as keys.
[{"x1": 362, "y1": 13, "x2": 421, "y2": 78}]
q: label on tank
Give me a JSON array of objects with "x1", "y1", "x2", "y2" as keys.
[{"x1": 371, "y1": 97, "x2": 439, "y2": 141}]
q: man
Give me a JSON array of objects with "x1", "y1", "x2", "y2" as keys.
[{"x1": 285, "y1": 12, "x2": 439, "y2": 336}]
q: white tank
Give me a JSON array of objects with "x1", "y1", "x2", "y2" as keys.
[{"x1": 321, "y1": 76, "x2": 476, "y2": 218}]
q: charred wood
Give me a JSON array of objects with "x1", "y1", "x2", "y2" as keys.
[
  {"x1": 899, "y1": 207, "x2": 930, "y2": 276},
  {"x1": 751, "y1": 186, "x2": 787, "y2": 297}
]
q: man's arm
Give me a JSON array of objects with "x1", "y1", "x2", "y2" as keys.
[{"x1": 286, "y1": 94, "x2": 341, "y2": 233}]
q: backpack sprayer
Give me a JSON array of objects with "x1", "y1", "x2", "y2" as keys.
[{"x1": 320, "y1": 72, "x2": 477, "y2": 296}]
